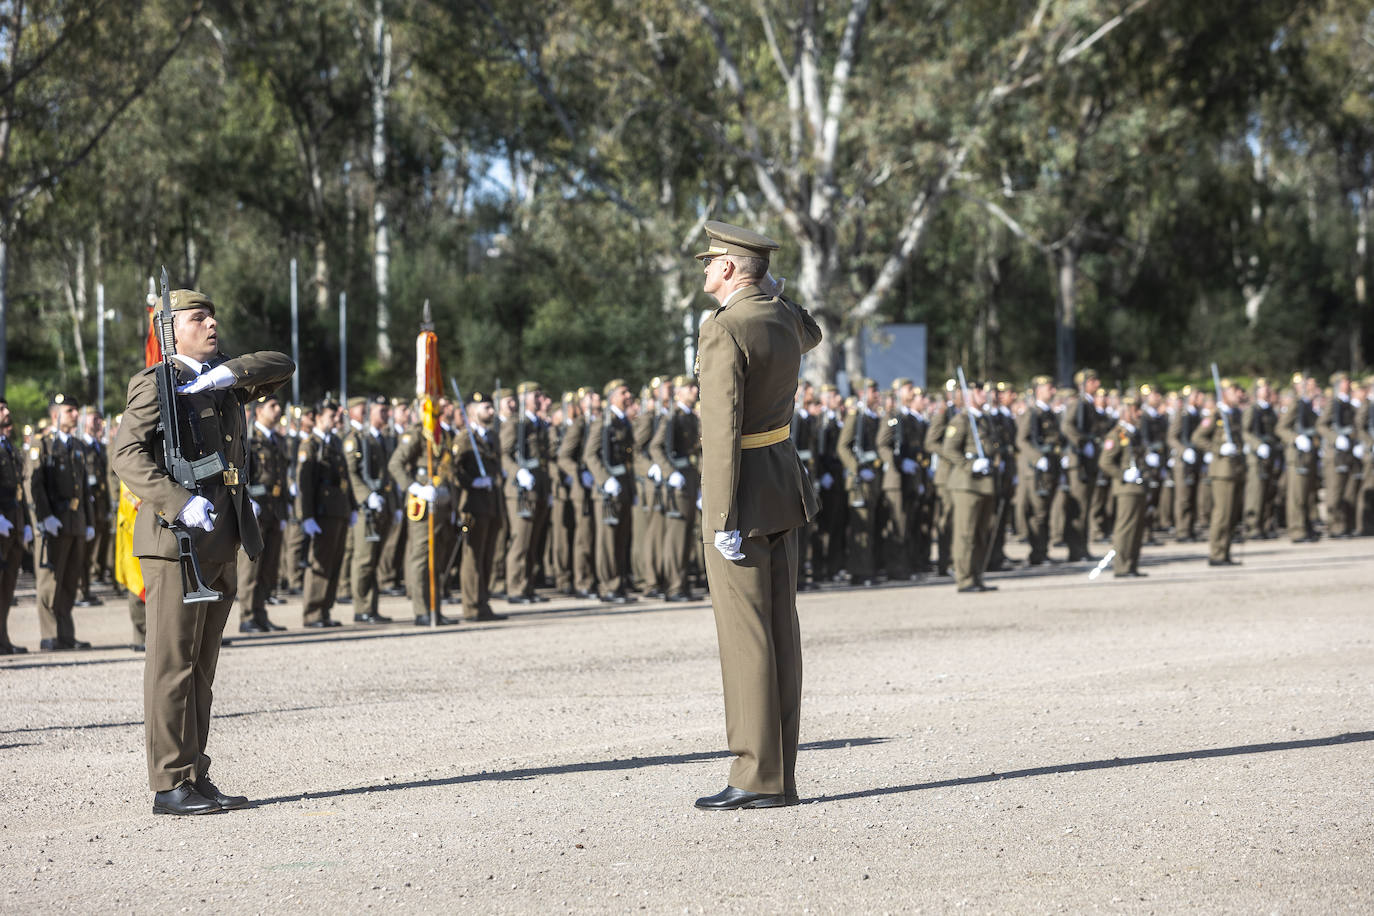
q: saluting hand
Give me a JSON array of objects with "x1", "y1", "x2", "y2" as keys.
[{"x1": 176, "y1": 364, "x2": 236, "y2": 394}]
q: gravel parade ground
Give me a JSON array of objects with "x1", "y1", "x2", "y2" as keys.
[{"x1": 2, "y1": 536, "x2": 1371, "y2": 914}]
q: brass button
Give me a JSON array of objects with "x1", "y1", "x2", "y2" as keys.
[{"x1": 225, "y1": 435, "x2": 232, "y2": 442}]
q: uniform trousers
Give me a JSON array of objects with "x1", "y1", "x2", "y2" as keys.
[
  {"x1": 302, "y1": 517, "x2": 348, "y2": 624},
  {"x1": 142, "y1": 555, "x2": 234, "y2": 791},
  {"x1": 1208, "y1": 476, "x2": 1240, "y2": 562},
  {"x1": 0, "y1": 528, "x2": 23, "y2": 645},
  {"x1": 351, "y1": 509, "x2": 392, "y2": 616},
  {"x1": 660, "y1": 483, "x2": 696, "y2": 597},
  {"x1": 284, "y1": 519, "x2": 308, "y2": 591},
  {"x1": 550, "y1": 495, "x2": 574, "y2": 591},
  {"x1": 1173, "y1": 462, "x2": 1199, "y2": 539},
  {"x1": 952, "y1": 489, "x2": 994, "y2": 590},
  {"x1": 505, "y1": 490, "x2": 549, "y2": 598},
  {"x1": 36, "y1": 533, "x2": 82, "y2": 643},
  {"x1": 594, "y1": 488, "x2": 634, "y2": 596},
  {"x1": 1325, "y1": 458, "x2": 1355, "y2": 536},
  {"x1": 880, "y1": 486, "x2": 911, "y2": 579},
  {"x1": 570, "y1": 493, "x2": 597, "y2": 594},
  {"x1": 460, "y1": 514, "x2": 499, "y2": 618},
  {"x1": 1285, "y1": 461, "x2": 1317, "y2": 539},
  {"x1": 407, "y1": 512, "x2": 457, "y2": 618},
  {"x1": 704, "y1": 527, "x2": 801, "y2": 797},
  {"x1": 845, "y1": 478, "x2": 879, "y2": 579},
  {"x1": 236, "y1": 507, "x2": 283, "y2": 621},
  {"x1": 1063, "y1": 472, "x2": 1094, "y2": 560},
  {"x1": 377, "y1": 506, "x2": 407, "y2": 592},
  {"x1": 1022, "y1": 469, "x2": 1054, "y2": 564},
  {"x1": 1112, "y1": 492, "x2": 1145, "y2": 575},
  {"x1": 1243, "y1": 457, "x2": 1278, "y2": 536}
]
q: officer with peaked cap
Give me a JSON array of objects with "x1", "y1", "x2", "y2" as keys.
[
  {"x1": 112, "y1": 286, "x2": 294, "y2": 814},
  {"x1": 691, "y1": 220, "x2": 822, "y2": 810}
]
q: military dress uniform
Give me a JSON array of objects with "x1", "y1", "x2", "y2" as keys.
[
  {"x1": 1355, "y1": 384, "x2": 1374, "y2": 535},
  {"x1": 376, "y1": 410, "x2": 409, "y2": 594},
  {"x1": 875, "y1": 391, "x2": 921, "y2": 581},
  {"x1": 26, "y1": 417, "x2": 93, "y2": 649},
  {"x1": 237, "y1": 416, "x2": 291, "y2": 630},
  {"x1": 1168, "y1": 396, "x2": 1204, "y2": 541},
  {"x1": 389, "y1": 422, "x2": 459, "y2": 623},
  {"x1": 941, "y1": 403, "x2": 999, "y2": 591},
  {"x1": 692, "y1": 221, "x2": 821, "y2": 807},
  {"x1": 789, "y1": 405, "x2": 818, "y2": 587},
  {"x1": 986, "y1": 397, "x2": 1018, "y2": 571},
  {"x1": 1060, "y1": 379, "x2": 1101, "y2": 561},
  {"x1": 584, "y1": 391, "x2": 636, "y2": 601},
  {"x1": 80, "y1": 431, "x2": 112, "y2": 602},
  {"x1": 455, "y1": 406, "x2": 502, "y2": 620},
  {"x1": 344, "y1": 414, "x2": 397, "y2": 622},
  {"x1": 1191, "y1": 398, "x2": 1243, "y2": 564},
  {"x1": 1099, "y1": 416, "x2": 1147, "y2": 576},
  {"x1": 284, "y1": 429, "x2": 309, "y2": 592},
  {"x1": 0, "y1": 429, "x2": 30, "y2": 653},
  {"x1": 110, "y1": 288, "x2": 294, "y2": 804},
  {"x1": 650, "y1": 386, "x2": 701, "y2": 600},
  {"x1": 549, "y1": 396, "x2": 578, "y2": 594},
  {"x1": 812, "y1": 395, "x2": 847, "y2": 580},
  {"x1": 1139, "y1": 399, "x2": 1169, "y2": 539},
  {"x1": 297, "y1": 425, "x2": 354, "y2": 626},
  {"x1": 556, "y1": 407, "x2": 597, "y2": 597},
  {"x1": 1015, "y1": 390, "x2": 1061, "y2": 565},
  {"x1": 502, "y1": 386, "x2": 552, "y2": 602},
  {"x1": 1241, "y1": 391, "x2": 1281, "y2": 538},
  {"x1": 925, "y1": 400, "x2": 955, "y2": 576},
  {"x1": 838, "y1": 391, "x2": 882, "y2": 583},
  {"x1": 1277, "y1": 386, "x2": 1320, "y2": 541},
  {"x1": 632, "y1": 394, "x2": 668, "y2": 596},
  {"x1": 1320, "y1": 377, "x2": 1358, "y2": 537}
]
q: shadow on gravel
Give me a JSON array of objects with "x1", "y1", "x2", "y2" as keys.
[
  {"x1": 246, "y1": 736, "x2": 893, "y2": 808},
  {"x1": 0, "y1": 653, "x2": 145, "y2": 671},
  {"x1": 811, "y1": 731, "x2": 1374, "y2": 804},
  {"x1": 0, "y1": 704, "x2": 329, "y2": 736}
]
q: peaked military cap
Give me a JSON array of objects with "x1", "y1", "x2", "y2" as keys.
[
  {"x1": 165, "y1": 289, "x2": 215, "y2": 315},
  {"x1": 695, "y1": 220, "x2": 780, "y2": 261},
  {"x1": 49, "y1": 392, "x2": 74, "y2": 409},
  {"x1": 468, "y1": 391, "x2": 491, "y2": 405},
  {"x1": 561, "y1": 391, "x2": 576, "y2": 405}
]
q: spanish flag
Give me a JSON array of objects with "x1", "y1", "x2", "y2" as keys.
[{"x1": 114, "y1": 303, "x2": 160, "y2": 601}]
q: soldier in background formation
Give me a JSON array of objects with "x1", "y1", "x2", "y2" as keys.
[{"x1": 5, "y1": 368, "x2": 1372, "y2": 652}]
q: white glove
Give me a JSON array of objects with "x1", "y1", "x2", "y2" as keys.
[
  {"x1": 713, "y1": 529, "x2": 745, "y2": 561},
  {"x1": 85, "y1": 525, "x2": 95, "y2": 542},
  {"x1": 929, "y1": 454, "x2": 939, "y2": 473},
  {"x1": 647, "y1": 463, "x2": 662, "y2": 483},
  {"x1": 900, "y1": 458, "x2": 918, "y2": 475},
  {"x1": 0, "y1": 516, "x2": 12, "y2": 538},
  {"x1": 1256, "y1": 443, "x2": 1270, "y2": 460},
  {"x1": 348, "y1": 511, "x2": 357, "y2": 528},
  {"x1": 1203, "y1": 452, "x2": 1213, "y2": 464},
  {"x1": 1167, "y1": 457, "x2": 1175, "y2": 468},
  {"x1": 667, "y1": 471, "x2": 685, "y2": 489},
  {"x1": 602, "y1": 477, "x2": 622, "y2": 497},
  {"x1": 1219, "y1": 442, "x2": 1238, "y2": 457},
  {"x1": 971, "y1": 457, "x2": 990, "y2": 476},
  {"x1": 1122, "y1": 467, "x2": 1141, "y2": 484},
  {"x1": 472, "y1": 476, "x2": 493, "y2": 490},
  {"x1": 1336, "y1": 434, "x2": 1351, "y2": 451},
  {"x1": 1145, "y1": 452, "x2": 1161, "y2": 468},
  {"x1": 175, "y1": 363, "x2": 236, "y2": 394},
  {"x1": 250, "y1": 498, "x2": 262, "y2": 518},
  {"x1": 408, "y1": 482, "x2": 436, "y2": 503},
  {"x1": 302, "y1": 517, "x2": 323, "y2": 537},
  {"x1": 366, "y1": 491, "x2": 385, "y2": 511},
  {"x1": 289, "y1": 482, "x2": 298, "y2": 498},
  {"x1": 42, "y1": 515, "x2": 62, "y2": 537},
  {"x1": 1183, "y1": 447, "x2": 1197, "y2": 464},
  {"x1": 1060, "y1": 455, "x2": 1070, "y2": 469},
  {"x1": 516, "y1": 467, "x2": 535, "y2": 490},
  {"x1": 1355, "y1": 443, "x2": 1367, "y2": 460},
  {"x1": 820, "y1": 472, "x2": 834, "y2": 490},
  {"x1": 1295, "y1": 434, "x2": 1312, "y2": 453},
  {"x1": 1035, "y1": 456, "x2": 1050, "y2": 472},
  {"x1": 1082, "y1": 442, "x2": 1095, "y2": 459},
  {"x1": 580, "y1": 470, "x2": 594, "y2": 489},
  {"x1": 22, "y1": 524, "x2": 33, "y2": 545},
  {"x1": 279, "y1": 519, "x2": 288, "y2": 532},
  {"x1": 696, "y1": 492, "x2": 703, "y2": 510},
  {"x1": 177, "y1": 496, "x2": 215, "y2": 532},
  {"x1": 858, "y1": 468, "x2": 876, "y2": 482}
]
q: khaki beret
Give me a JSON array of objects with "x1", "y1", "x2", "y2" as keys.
[
  {"x1": 346, "y1": 396, "x2": 367, "y2": 410},
  {"x1": 1031, "y1": 375, "x2": 1053, "y2": 387},
  {"x1": 317, "y1": 398, "x2": 339, "y2": 412},
  {"x1": 391, "y1": 397, "x2": 407, "y2": 408},
  {"x1": 1073, "y1": 368, "x2": 1098, "y2": 385},
  {"x1": 163, "y1": 289, "x2": 214, "y2": 316},
  {"x1": 516, "y1": 381, "x2": 541, "y2": 396},
  {"x1": 819, "y1": 384, "x2": 838, "y2": 393},
  {"x1": 694, "y1": 220, "x2": 780, "y2": 261},
  {"x1": 911, "y1": 386, "x2": 925, "y2": 396},
  {"x1": 857, "y1": 377, "x2": 877, "y2": 391},
  {"x1": 891, "y1": 377, "x2": 913, "y2": 390},
  {"x1": 1330, "y1": 371, "x2": 1349, "y2": 385},
  {"x1": 673, "y1": 374, "x2": 696, "y2": 389},
  {"x1": 492, "y1": 387, "x2": 513, "y2": 400},
  {"x1": 561, "y1": 391, "x2": 576, "y2": 404},
  {"x1": 1252, "y1": 377, "x2": 1269, "y2": 391},
  {"x1": 995, "y1": 381, "x2": 1010, "y2": 393},
  {"x1": 603, "y1": 378, "x2": 628, "y2": 397},
  {"x1": 576, "y1": 386, "x2": 590, "y2": 399},
  {"x1": 1121, "y1": 395, "x2": 1139, "y2": 408}
]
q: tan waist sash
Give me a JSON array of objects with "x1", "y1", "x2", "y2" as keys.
[{"x1": 740, "y1": 425, "x2": 791, "y2": 450}]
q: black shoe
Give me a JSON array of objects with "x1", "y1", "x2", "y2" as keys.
[
  {"x1": 336, "y1": 596, "x2": 353, "y2": 605},
  {"x1": 383, "y1": 586, "x2": 406, "y2": 597},
  {"x1": 474, "y1": 611, "x2": 509, "y2": 622},
  {"x1": 1128, "y1": 570, "x2": 1148, "y2": 577},
  {"x1": 305, "y1": 619, "x2": 343, "y2": 628},
  {"x1": 645, "y1": 589, "x2": 664, "y2": 600},
  {"x1": 507, "y1": 595, "x2": 535, "y2": 605},
  {"x1": 956, "y1": 585, "x2": 981, "y2": 594},
  {"x1": 262, "y1": 616, "x2": 286, "y2": 632},
  {"x1": 573, "y1": 590, "x2": 596, "y2": 600},
  {"x1": 74, "y1": 596, "x2": 98, "y2": 608},
  {"x1": 665, "y1": 593, "x2": 695, "y2": 602},
  {"x1": 239, "y1": 619, "x2": 269, "y2": 634},
  {"x1": 194, "y1": 775, "x2": 248, "y2": 810},
  {"x1": 694, "y1": 786, "x2": 787, "y2": 810},
  {"x1": 152, "y1": 783, "x2": 221, "y2": 816},
  {"x1": 489, "y1": 591, "x2": 507, "y2": 600},
  {"x1": 286, "y1": 587, "x2": 303, "y2": 596},
  {"x1": 414, "y1": 613, "x2": 459, "y2": 626},
  {"x1": 69, "y1": 638, "x2": 91, "y2": 650},
  {"x1": 532, "y1": 594, "x2": 550, "y2": 603},
  {"x1": 130, "y1": 643, "x2": 145, "y2": 652},
  {"x1": 1207, "y1": 558, "x2": 1241, "y2": 566},
  {"x1": 600, "y1": 593, "x2": 631, "y2": 604},
  {"x1": 0, "y1": 642, "x2": 27, "y2": 655},
  {"x1": 978, "y1": 584, "x2": 999, "y2": 592}
]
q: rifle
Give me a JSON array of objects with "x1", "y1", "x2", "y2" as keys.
[
  {"x1": 357, "y1": 430, "x2": 383, "y2": 543},
  {"x1": 1210, "y1": 363, "x2": 1234, "y2": 446},
  {"x1": 152, "y1": 266, "x2": 225, "y2": 604}
]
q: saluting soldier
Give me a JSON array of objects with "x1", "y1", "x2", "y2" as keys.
[
  {"x1": 1278, "y1": 374, "x2": 1321, "y2": 541},
  {"x1": 838, "y1": 378, "x2": 882, "y2": 586},
  {"x1": 1016, "y1": 375, "x2": 1061, "y2": 566},
  {"x1": 111, "y1": 286, "x2": 294, "y2": 815},
  {"x1": 454, "y1": 392, "x2": 504, "y2": 621},
  {"x1": 344, "y1": 394, "x2": 397, "y2": 623},
  {"x1": 26, "y1": 393, "x2": 94, "y2": 650},
  {"x1": 297, "y1": 399, "x2": 354, "y2": 627},
  {"x1": 236, "y1": 394, "x2": 290, "y2": 633},
  {"x1": 501, "y1": 381, "x2": 551, "y2": 604},
  {"x1": 585, "y1": 379, "x2": 637, "y2": 603},
  {"x1": 1059, "y1": 369, "x2": 1102, "y2": 562},
  {"x1": 0, "y1": 398, "x2": 32, "y2": 654},
  {"x1": 942, "y1": 380, "x2": 999, "y2": 592},
  {"x1": 1192, "y1": 377, "x2": 1244, "y2": 565},
  {"x1": 650, "y1": 374, "x2": 701, "y2": 601},
  {"x1": 691, "y1": 220, "x2": 820, "y2": 811},
  {"x1": 1241, "y1": 378, "x2": 1281, "y2": 539},
  {"x1": 1320, "y1": 371, "x2": 1359, "y2": 537},
  {"x1": 1099, "y1": 395, "x2": 1148, "y2": 577}
]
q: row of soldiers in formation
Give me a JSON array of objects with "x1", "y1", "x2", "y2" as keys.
[{"x1": 1, "y1": 366, "x2": 1371, "y2": 653}]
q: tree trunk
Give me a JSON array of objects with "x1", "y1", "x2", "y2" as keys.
[
  {"x1": 63, "y1": 241, "x2": 92, "y2": 397},
  {"x1": 1354, "y1": 186, "x2": 1369, "y2": 373},
  {"x1": 1053, "y1": 243, "x2": 1078, "y2": 386},
  {"x1": 0, "y1": 234, "x2": 8, "y2": 395},
  {"x1": 371, "y1": 1, "x2": 393, "y2": 367}
]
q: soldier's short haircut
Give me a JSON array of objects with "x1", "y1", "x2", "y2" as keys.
[{"x1": 731, "y1": 255, "x2": 768, "y2": 280}]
